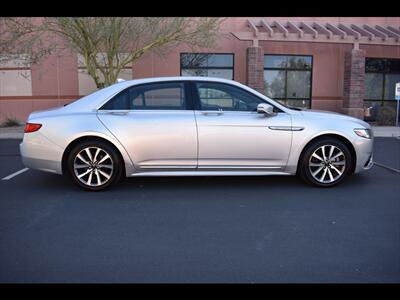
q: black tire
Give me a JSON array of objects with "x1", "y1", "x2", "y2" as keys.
[
  {"x1": 67, "y1": 140, "x2": 123, "y2": 191},
  {"x1": 298, "y1": 138, "x2": 352, "y2": 187}
]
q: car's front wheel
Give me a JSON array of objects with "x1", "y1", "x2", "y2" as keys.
[
  {"x1": 298, "y1": 138, "x2": 352, "y2": 187},
  {"x1": 67, "y1": 140, "x2": 122, "y2": 191}
]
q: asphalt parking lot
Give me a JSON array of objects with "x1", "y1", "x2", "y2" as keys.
[{"x1": 0, "y1": 138, "x2": 399, "y2": 283}]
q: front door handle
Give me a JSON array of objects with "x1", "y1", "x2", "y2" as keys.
[{"x1": 106, "y1": 111, "x2": 129, "y2": 116}]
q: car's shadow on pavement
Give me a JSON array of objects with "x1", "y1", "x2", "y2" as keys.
[{"x1": 27, "y1": 168, "x2": 373, "y2": 194}]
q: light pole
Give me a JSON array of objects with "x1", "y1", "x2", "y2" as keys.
[{"x1": 396, "y1": 82, "x2": 400, "y2": 127}]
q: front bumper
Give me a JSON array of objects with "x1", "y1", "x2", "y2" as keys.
[
  {"x1": 363, "y1": 154, "x2": 374, "y2": 170},
  {"x1": 353, "y1": 136, "x2": 374, "y2": 173}
]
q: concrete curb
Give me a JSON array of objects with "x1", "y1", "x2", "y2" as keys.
[
  {"x1": 371, "y1": 126, "x2": 400, "y2": 138},
  {"x1": 0, "y1": 126, "x2": 24, "y2": 139},
  {"x1": 0, "y1": 134, "x2": 24, "y2": 139}
]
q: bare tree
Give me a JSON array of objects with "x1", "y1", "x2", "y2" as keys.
[
  {"x1": 0, "y1": 18, "x2": 54, "y2": 66},
  {"x1": 0, "y1": 17, "x2": 224, "y2": 88}
]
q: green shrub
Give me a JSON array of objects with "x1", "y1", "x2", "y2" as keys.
[
  {"x1": 0, "y1": 117, "x2": 21, "y2": 127},
  {"x1": 376, "y1": 106, "x2": 396, "y2": 126}
]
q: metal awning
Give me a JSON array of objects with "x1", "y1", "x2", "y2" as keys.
[{"x1": 232, "y1": 19, "x2": 400, "y2": 47}]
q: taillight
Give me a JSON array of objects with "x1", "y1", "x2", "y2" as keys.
[{"x1": 24, "y1": 123, "x2": 42, "y2": 133}]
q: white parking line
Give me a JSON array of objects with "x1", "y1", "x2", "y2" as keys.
[
  {"x1": 1, "y1": 168, "x2": 29, "y2": 180},
  {"x1": 373, "y1": 162, "x2": 400, "y2": 174}
]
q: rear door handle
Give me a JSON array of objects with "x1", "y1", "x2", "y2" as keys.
[{"x1": 201, "y1": 110, "x2": 224, "y2": 116}]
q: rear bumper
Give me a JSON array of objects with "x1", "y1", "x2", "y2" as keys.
[{"x1": 20, "y1": 132, "x2": 64, "y2": 175}]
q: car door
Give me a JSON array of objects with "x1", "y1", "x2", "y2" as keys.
[
  {"x1": 192, "y1": 81, "x2": 292, "y2": 170},
  {"x1": 97, "y1": 81, "x2": 198, "y2": 171}
]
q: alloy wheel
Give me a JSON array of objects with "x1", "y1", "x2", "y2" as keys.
[
  {"x1": 308, "y1": 145, "x2": 346, "y2": 184},
  {"x1": 73, "y1": 147, "x2": 114, "y2": 187}
]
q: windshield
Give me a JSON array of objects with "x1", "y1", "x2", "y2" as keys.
[
  {"x1": 263, "y1": 95, "x2": 303, "y2": 111},
  {"x1": 285, "y1": 105, "x2": 303, "y2": 111}
]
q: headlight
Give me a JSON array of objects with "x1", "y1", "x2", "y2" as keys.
[{"x1": 354, "y1": 128, "x2": 372, "y2": 139}]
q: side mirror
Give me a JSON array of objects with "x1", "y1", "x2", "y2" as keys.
[{"x1": 257, "y1": 103, "x2": 275, "y2": 116}]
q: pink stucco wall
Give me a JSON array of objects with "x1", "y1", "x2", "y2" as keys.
[
  {"x1": 1, "y1": 17, "x2": 399, "y2": 122},
  {"x1": 31, "y1": 50, "x2": 78, "y2": 97}
]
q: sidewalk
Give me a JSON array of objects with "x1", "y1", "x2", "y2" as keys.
[
  {"x1": 0, "y1": 126, "x2": 24, "y2": 139},
  {"x1": 371, "y1": 126, "x2": 400, "y2": 138},
  {"x1": 0, "y1": 125, "x2": 399, "y2": 139}
]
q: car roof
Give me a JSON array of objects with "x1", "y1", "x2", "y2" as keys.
[{"x1": 113, "y1": 76, "x2": 237, "y2": 86}]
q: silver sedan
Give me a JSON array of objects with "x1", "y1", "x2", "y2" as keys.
[{"x1": 20, "y1": 77, "x2": 373, "y2": 191}]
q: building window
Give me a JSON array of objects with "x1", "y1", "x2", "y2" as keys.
[
  {"x1": 264, "y1": 54, "x2": 312, "y2": 109},
  {"x1": 180, "y1": 53, "x2": 234, "y2": 80},
  {"x1": 364, "y1": 58, "x2": 400, "y2": 125}
]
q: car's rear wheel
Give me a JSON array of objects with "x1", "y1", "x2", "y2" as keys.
[
  {"x1": 67, "y1": 141, "x2": 122, "y2": 191},
  {"x1": 298, "y1": 138, "x2": 352, "y2": 187}
]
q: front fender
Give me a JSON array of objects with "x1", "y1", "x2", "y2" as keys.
[{"x1": 284, "y1": 114, "x2": 361, "y2": 174}]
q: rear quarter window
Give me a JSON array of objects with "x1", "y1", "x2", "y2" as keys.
[{"x1": 100, "y1": 82, "x2": 186, "y2": 110}]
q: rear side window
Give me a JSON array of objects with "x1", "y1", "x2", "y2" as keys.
[{"x1": 100, "y1": 82, "x2": 187, "y2": 110}]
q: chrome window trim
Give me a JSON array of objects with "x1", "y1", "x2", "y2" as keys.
[{"x1": 92, "y1": 78, "x2": 295, "y2": 115}]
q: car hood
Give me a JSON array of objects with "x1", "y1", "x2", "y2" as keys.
[{"x1": 299, "y1": 109, "x2": 370, "y2": 128}]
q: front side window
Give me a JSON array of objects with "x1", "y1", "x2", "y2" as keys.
[
  {"x1": 195, "y1": 82, "x2": 265, "y2": 112},
  {"x1": 181, "y1": 53, "x2": 234, "y2": 80},
  {"x1": 364, "y1": 58, "x2": 400, "y2": 125},
  {"x1": 100, "y1": 82, "x2": 186, "y2": 110},
  {"x1": 264, "y1": 55, "x2": 312, "y2": 109}
]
